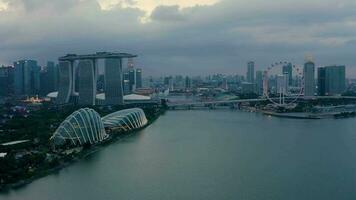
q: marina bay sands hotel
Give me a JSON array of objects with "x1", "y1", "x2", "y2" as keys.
[{"x1": 57, "y1": 52, "x2": 137, "y2": 105}]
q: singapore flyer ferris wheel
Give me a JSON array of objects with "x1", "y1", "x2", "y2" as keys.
[{"x1": 263, "y1": 61, "x2": 304, "y2": 107}]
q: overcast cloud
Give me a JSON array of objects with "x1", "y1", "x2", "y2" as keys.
[{"x1": 0, "y1": 0, "x2": 356, "y2": 76}]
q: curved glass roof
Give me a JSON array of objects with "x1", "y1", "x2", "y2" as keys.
[
  {"x1": 102, "y1": 108, "x2": 148, "y2": 131},
  {"x1": 51, "y1": 108, "x2": 108, "y2": 146}
]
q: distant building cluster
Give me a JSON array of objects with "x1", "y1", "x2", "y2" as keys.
[
  {"x1": 0, "y1": 61, "x2": 58, "y2": 98},
  {"x1": 147, "y1": 59, "x2": 347, "y2": 99},
  {"x1": 0, "y1": 52, "x2": 145, "y2": 106},
  {"x1": 123, "y1": 58, "x2": 143, "y2": 95},
  {"x1": 0, "y1": 54, "x2": 349, "y2": 101}
]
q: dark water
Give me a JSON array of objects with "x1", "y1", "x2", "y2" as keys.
[{"x1": 2, "y1": 110, "x2": 356, "y2": 200}]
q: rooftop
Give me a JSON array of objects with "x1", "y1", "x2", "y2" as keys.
[{"x1": 59, "y1": 52, "x2": 137, "y2": 61}]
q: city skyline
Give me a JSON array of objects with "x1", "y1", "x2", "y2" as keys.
[
  {"x1": 2, "y1": 1, "x2": 356, "y2": 198},
  {"x1": 0, "y1": 0, "x2": 356, "y2": 76}
]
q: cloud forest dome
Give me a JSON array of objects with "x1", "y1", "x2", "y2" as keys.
[
  {"x1": 50, "y1": 108, "x2": 108, "y2": 146},
  {"x1": 102, "y1": 108, "x2": 148, "y2": 131}
]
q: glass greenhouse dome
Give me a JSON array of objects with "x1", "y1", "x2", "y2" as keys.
[
  {"x1": 102, "y1": 108, "x2": 148, "y2": 131},
  {"x1": 50, "y1": 108, "x2": 108, "y2": 146}
]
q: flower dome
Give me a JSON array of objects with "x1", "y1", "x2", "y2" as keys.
[
  {"x1": 51, "y1": 108, "x2": 108, "y2": 146},
  {"x1": 102, "y1": 108, "x2": 148, "y2": 131}
]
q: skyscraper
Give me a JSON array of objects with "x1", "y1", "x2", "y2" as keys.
[
  {"x1": 255, "y1": 70, "x2": 263, "y2": 95},
  {"x1": 14, "y1": 60, "x2": 40, "y2": 96},
  {"x1": 57, "y1": 52, "x2": 135, "y2": 105},
  {"x1": 40, "y1": 61, "x2": 58, "y2": 96},
  {"x1": 78, "y1": 60, "x2": 96, "y2": 105},
  {"x1": 185, "y1": 76, "x2": 192, "y2": 90},
  {"x1": 128, "y1": 68, "x2": 135, "y2": 92},
  {"x1": 0, "y1": 66, "x2": 14, "y2": 97},
  {"x1": 105, "y1": 58, "x2": 124, "y2": 105},
  {"x1": 247, "y1": 61, "x2": 255, "y2": 83},
  {"x1": 304, "y1": 61, "x2": 315, "y2": 97},
  {"x1": 318, "y1": 65, "x2": 346, "y2": 96},
  {"x1": 317, "y1": 67, "x2": 326, "y2": 96},
  {"x1": 135, "y1": 68, "x2": 143, "y2": 89},
  {"x1": 276, "y1": 74, "x2": 289, "y2": 94},
  {"x1": 123, "y1": 70, "x2": 130, "y2": 95},
  {"x1": 283, "y1": 63, "x2": 293, "y2": 86}
]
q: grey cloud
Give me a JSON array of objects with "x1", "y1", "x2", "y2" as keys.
[
  {"x1": 0, "y1": 0, "x2": 356, "y2": 76},
  {"x1": 150, "y1": 5, "x2": 185, "y2": 22}
]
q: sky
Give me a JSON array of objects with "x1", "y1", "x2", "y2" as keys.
[{"x1": 0, "y1": 0, "x2": 356, "y2": 77}]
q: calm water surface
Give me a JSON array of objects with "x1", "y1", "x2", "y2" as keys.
[{"x1": 2, "y1": 110, "x2": 356, "y2": 200}]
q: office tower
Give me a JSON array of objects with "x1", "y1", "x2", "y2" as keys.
[
  {"x1": 185, "y1": 76, "x2": 192, "y2": 90},
  {"x1": 222, "y1": 78, "x2": 228, "y2": 90},
  {"x1": 46, "y1": 61, "x2": 58, "y2": 92},
  {"x1": 135, "y1": 68, "x2": 143, "y2": 89},
  {"x1": 318, "y1": 65, "x2": 346, "y2": 96},
  {"x1": 78, "y1": 60, "x2": 96, "y2": 105},
  {"x1": 128, "y1": 68, "x2": 135, "y2": 92},
  {"x1": 169, "y1": 78, "x2": 174, "y2": 91},
  {"x1": 105, "y1": 58, "x2": 124, "y2": 105},
  {"x1": 40, "y1": 69, "x2": 49, "y2": 96},
  {"x1": 283, "y1": 63, "x2": 293, "y2": 86},
  {"x1": 255, "y1": 70, "x2": 263, "y2": 95},
  {"x1": 57, "y1": 60, "x2": 73, "y2": 104},
  {"x1": 164, "y1": 76, "x2": 171, "y2": 86},
  {"x1": 0, "y1": 66, "x2": 14, "y2": 96},
  {"x1": 123, "y1": 80, "x2": 130, "y2": 95},
  {"x1": 40, "y1": 61, "x2": 58, "y2": 96},
  {"x1": 242, "y1": 82, "x2": 255, "y2": 94},
  {"x1": 303, "y1": 61, "x2": 315, "y2": 97},
  {"x1": 14, "y1": 60, "x2": 40, "y2": 96},
  {"x1": 326, "y1": 65, "x2": 346, "y2": 95},
  {"x1": 317, "y1": 67, "x2": 326, "y2": 96},
  {"x1": 247, "y1": 61, "x2": 255, "y2": 83},
  {"x1": 123, "y1": 70, "x2": 130, "y2": 95},
  {"x1": 276, "y1": 74, "x2": 289, "y2": 94},
  {"x1": 174, "y1": 75, "x2": 185, "y2": 89}
]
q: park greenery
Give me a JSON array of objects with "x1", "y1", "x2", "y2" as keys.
[{"x1": 0, "y1": 102, "x2": 165, "y2": 191}]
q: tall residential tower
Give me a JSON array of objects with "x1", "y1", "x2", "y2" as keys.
[
  {"x1": 303, "y1": 61, "x2": 315, "y2": 97},
  {"x1": 247, "y1": 61, "x2": 255, "y2": 83}
]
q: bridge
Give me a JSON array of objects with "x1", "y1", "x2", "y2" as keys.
[{"x1": 167, "y1": 96, "x2": 356, "y2": 110}]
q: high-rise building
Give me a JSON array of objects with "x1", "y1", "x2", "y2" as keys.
[
  {"x1": 105, "y1": 58, "x2": 124, "y2": 105},
  {"x1": 317, "y1": 67, "x2": 326, "y2": 96},
  {"x1": 318, "y1": 65, "x2": 346, "y2": 96},
  {"x1": 222, "y1": 78, "x2": 228, "y2": 90},
  {"x1": 14, "y1": 60, "x2": 40, "y2": 96},
  {"x1": 276, "y1": 74, "x2": 289, "y2": 94},
  {"x1": 135, "y1": 68, "x2": 143, "y2": 89},
  {"x1": 128, "y1": 69, "x2": 135, "y2": 92},
  {"x1": 0, "y1": 66, "x2": 14, "y2": 96},
  {"x1": 283, "y1": 63, "x2": 293, "y2": 86},
  {"x1": 57, "y1": 52, "x2": 135, "y2": 105},
  {"x1": 304, "y1": 61, "x2": 315, "y2": 97},
  {"x1": 123, "y1": 70, "x2": 130, "y2": 95},
  {"x1": 247, "y1": 61, "x2": 255, "y2": 83},
  {"x1": 78, "y1": 60, "x2": 96, "y2": 105},
  {"x1": 40, "y1": 61, "x2": 58, "y2": 96},
  {"x1": 241, "y1": 82, "x2": 255, "y2": 94},
  {"x1": 255, "y1": 70, "x2": 263, "y2": 95},
  {"x1": 185, "y1": 76, "x2": 192, "y2": 90}
]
